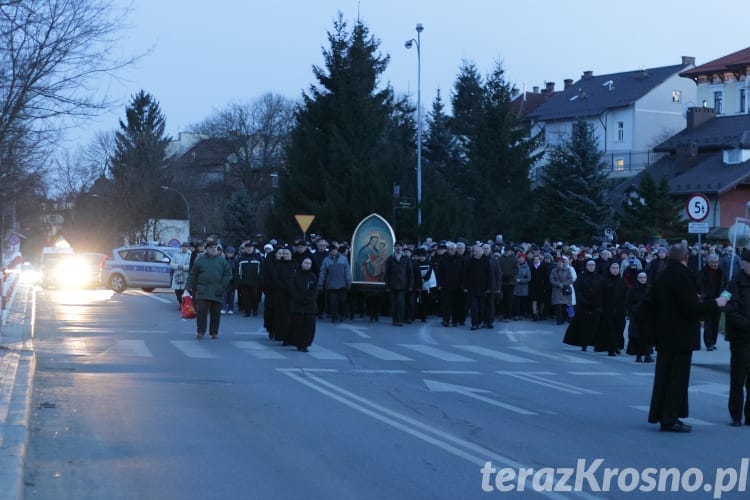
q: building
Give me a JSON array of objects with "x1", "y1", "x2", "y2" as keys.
[
  {"x1": 528, "y1": 57, "x2": 697, "y2": 179},
  {"x1": 615, "y1": 47, "x2": 750, "y2": 239}
]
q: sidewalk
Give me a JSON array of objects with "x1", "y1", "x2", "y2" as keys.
[{"x1": 0, "y1": 281, "x2": 35, "y2": 500}]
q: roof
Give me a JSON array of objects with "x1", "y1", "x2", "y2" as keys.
[
  {"x1": 528, "y1": 64, "x2": 688, "y2": 121},
  {"x1": 654, "y1": 114, "x2": 750, "y2": 152},
  {"x1": 680, "y1": 46, "x2": 750, "y2": 80},
  {"x1": 511, "y1": 91, "x2": 553, "y2": 118},
  {"x1": 168, "y1": 138, "x2": 234, "y2": 169}
]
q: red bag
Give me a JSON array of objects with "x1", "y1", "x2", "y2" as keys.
[{"x1": 181, "y1": 293, "x2": 196, "y2": 319}]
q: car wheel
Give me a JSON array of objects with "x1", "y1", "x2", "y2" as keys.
[
  {"x1": 141, "y1": 288, "x2": 155, "y2": 293},
  {"x1": 109, "y1": 273, "x2": 127, "y2": 293}
]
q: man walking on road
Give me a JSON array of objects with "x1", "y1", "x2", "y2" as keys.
[
  {"x1": 647, "y1": 243, "x2": 727, "y2": 432},
  {"x1": 186, "y1": 240, "x2": 233, "y2": 340}
]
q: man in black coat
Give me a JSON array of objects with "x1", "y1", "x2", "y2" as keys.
[
  {"x1": 436, "y1": 242, "x2": 465, "y2": 327},
  {"x1": 724, "y1": 249, "x2": 750, "y2": 426},
  {"x1": 384, "y1": 241, "x2": 413, "y2": 326},
  {"x1": 462, "y1": 245, "x2": 492, "y2": 330},
  {"x1": 648, "y1": 243, "x2": 727, "y2": 432}
]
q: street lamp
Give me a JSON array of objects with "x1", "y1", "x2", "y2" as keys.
[
  {"x1": 161, "y1": 185, "x2": 190, "y2": 238},
  {"x1": 405, "y1": 22, "x2": 424, "y2": 242}
]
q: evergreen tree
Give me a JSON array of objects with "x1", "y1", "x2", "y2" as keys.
[
  {"x1": 422, "y1": 89, "x2": 466, "y2": 238},
  {"x1": 617, "y1": 171, "x2": 686, "y2": 242},
  {"x1": 268, "y1": 14, "x2": 411, "y2": 240},
  {"x1": 109, "y1": 90, "x2": 171, "y2": 243},
  {"x1": 535, "y1": 119, "x2": 612, "y2": 242},
  {"x1": 470, "y1": 62, "x2": 541, "y2": 239}
]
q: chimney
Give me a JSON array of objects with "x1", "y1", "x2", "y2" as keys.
[
  {"x1": 532, "y1": 86, "x2": 539, "y2": 94},
  {"x1": 544, "y1": 81, "x2": 555, "y2": 94},
  {"x1": 686, "y1": 107, "x2": 715, "y2": 130},
  {"x1": 681, "y1": 56, "x2": 695, "y2": 66},
  {"x1": 564, "y1": 78, "x2": 573, "y2": 90},
  {"x1": 582, "y1": 70, "x2": 593, "y2": 79}
]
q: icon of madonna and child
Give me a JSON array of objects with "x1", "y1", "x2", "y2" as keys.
[{"x1": 351, "y1": 214, "x2": 396, "y2": 285}]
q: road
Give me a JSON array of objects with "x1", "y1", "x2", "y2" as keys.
[{"x1": 22, "y1": 287, "x2": 749, "y2": 499}]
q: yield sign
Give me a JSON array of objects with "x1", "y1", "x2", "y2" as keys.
[{"x1": 294, "y1": 214, "x2": 315, "y2": 233}]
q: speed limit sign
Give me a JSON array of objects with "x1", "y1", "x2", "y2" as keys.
[{"x1": 686, "y1": 193, "x2": 709, "y2": 222}]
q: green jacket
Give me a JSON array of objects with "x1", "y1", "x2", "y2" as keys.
[{"x1": 186, "y1": 253, "x2": 232, "y2": 302}]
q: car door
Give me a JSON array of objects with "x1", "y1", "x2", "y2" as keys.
[{"x1": 144, "y1": 249, "x2": 173, "y2": 287}]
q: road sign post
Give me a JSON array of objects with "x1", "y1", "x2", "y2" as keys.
[
  {"x1": 686, "y1": 194, "x2": 709, "y2": 269},
  {"x1": 294, "y1": 214, "x2": 315, "y2": 242}
]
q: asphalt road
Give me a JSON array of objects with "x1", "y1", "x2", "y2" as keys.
[{"x1": 21, "y1": 287, "x2": 750, "y2": 499}]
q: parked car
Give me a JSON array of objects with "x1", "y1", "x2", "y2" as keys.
[{"x1": 100, "y1": 245, "x2": 180, "y2": 293}]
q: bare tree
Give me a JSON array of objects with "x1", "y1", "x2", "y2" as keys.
[{"x1": 187, "y1": 92, "x2": 295, "y2": 236}]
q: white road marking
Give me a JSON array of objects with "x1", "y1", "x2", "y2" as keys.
[
  {"x1": 689, "y1": 383, "x2": 729, "y2": 398},
  {"x1": 279, "y1": 368, "x2": 570, "y2": 500},
  {"x1": 400, "y1": 344, "x2": 475, "y2": 362},
  {"x1": 306, "y1": 345, "x2": 347, "y2": 360},
  {"x1": 629, "y1": 406, "x2": 714, "y2": 426},
  {"x1": 170, "y1": 340, "x2": 219, "y2": 358},
  {"x1": 497, "y1": 371, "x2": 601, "y2": 395},
  {"x1": 510, "y1": 345, "x2": 600, "y2": 364},
  {"x1": 453, "y1": 345, "x2": 536, "y2": 363},
  {"x1": 134, "y1": 290, "x2": 172, "y2": 303},
  {"x1": 417, "y1": 323, "x2": 438, "y2": 344},
  {"x1": 351, "y1": 369, "x2": 407, "y2": 374},
  {"x1": 345, "y1": 343, "x2": 413, "y2": 361},
  {"x1": 336, "y1": 324, "x2": 371, "y2": 338},
  {"x1": 424, "y1": 379, "x2": 536, "y2": 415},
  {"x1": 421, "y1": 370, "x2": 481, "y2": 375},
  {"x1": 126, "y1": 330, "x2": 168, "y2": 334},
  {"x1": 232, "y1": 341, "x2": 287, "y2": 359},
  {"x1": 62, "y1": 338, "x2": 90, "y2": 356},
  {"x1": 99, "y1": 340, "x2": 153, "y2": 357},
  {"x1": 568, "y1": 372, "x2": 620, "y2": 376}
]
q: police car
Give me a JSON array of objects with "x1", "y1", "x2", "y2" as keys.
[{"x1": 100, "y1": 245, "x2": 180, "y2": 293}]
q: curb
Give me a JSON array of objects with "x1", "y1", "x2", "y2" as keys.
[{"x1": 0, "y1": 282, "x2": 35, "y2": 500}]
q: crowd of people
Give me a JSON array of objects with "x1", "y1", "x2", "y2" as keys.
[{"x1": 174, "y1": 233, "x2": 750, "y2": 430}]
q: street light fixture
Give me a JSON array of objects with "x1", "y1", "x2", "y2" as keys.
[
  {"x1": 161, "y1": 185, "x2": 190, "y2": 238},
  {"x1": 405, "y1": 23, "x2": 424, "y2": 241}
]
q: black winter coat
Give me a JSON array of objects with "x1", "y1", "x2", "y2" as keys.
[
  {"x1": 289, "y1": 269, "x2": 318, "y2": 314},
  {"x1": 652, "y1": 259, "x2": 718, "y2": 353},
  {"x1": 436, "y1": 254, "x2": 463, "y2": 290},
  {"x1": 385, "y1": 253, "x2": 413, "y2": 290},
  {"x1": 462, "y1": 257, "x2": 492, "y2": 296},
  {"x1": 725, "y1": 271, "x2": 750, "y2": 345}
]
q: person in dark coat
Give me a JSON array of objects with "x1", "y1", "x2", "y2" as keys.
[
  {"x1": 648, "y1": 243, "x2": 727, "y2": 432},
  {"x1": 270, "y1": 247, "x2": 298, "y2": 344},
  {"x1": 550, "y1": 258, "x2": 574, "y2": 325},
  {"x1": 185, "y1": 241, "x2": 233, "y2": 340},
  {"x1": 462, "y1": 245, "x2": 492, "y2": 330},
  {"x1": 289, "y1": 258, "x2": 318, "y2": 352},
  {"x1": 529, "y1": 255, "x2": 549, "y2": 321},
  {"x1": 564, "y1": 260, "x2": 602, "y2": 351},
  {"x1": 625, "y1": 271, "x2": 654, "y2": 362},
  {"x1": 597, "y1": 261, "x2": 628, "y2": 356},
  {"x1": 384, "y1": 241, "x2": 413, "y2": 326},
  {"x1": 698, "y1": 253, "x2": 727, "y2": 351},
  {"x1": 724, "y1": 249, "x2": 750, "y2": 426},
  {"x1": 235, "y1": 242, "x2": 263, "y2": 317},
  {"x1": 435, "y1": 242, "x2": 464, "y2": 327}
]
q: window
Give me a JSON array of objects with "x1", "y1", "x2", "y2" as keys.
[
  {"x1": 672, "y1": 90, "x2": 681, "y2": 103},
  {"x1": 615, "y1": 159, "x2": 625, "y2": 171},
  {"x1": 616, "y1": 122, "x2": 624, "y2": 142},
  {"x1": 741, "y1": 89, "x2": 747, "y2": 113},
  {"x1": 714, "y1": 91, "x2": 723, "y2": 114}
]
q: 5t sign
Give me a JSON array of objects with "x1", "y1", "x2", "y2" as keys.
[{"x1": 686, "y1": 193, "x2": 709, "y2": 222}]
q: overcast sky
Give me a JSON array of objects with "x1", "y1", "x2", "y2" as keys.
[{"x1": 69, "y1": 0, "x2": 749, "y2": 148}]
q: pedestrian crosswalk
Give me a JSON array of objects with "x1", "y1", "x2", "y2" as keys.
[{"x1": 33, "y1": 334, "x2": 632, "y2": 367}]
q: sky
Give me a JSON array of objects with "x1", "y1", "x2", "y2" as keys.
[{"x1": 69, "y1": 0, "x2": 750, "y2": 148}]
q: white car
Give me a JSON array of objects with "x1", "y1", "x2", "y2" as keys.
[{"x1": 100, "y1": 245, "x2": 180, "y2": 293}]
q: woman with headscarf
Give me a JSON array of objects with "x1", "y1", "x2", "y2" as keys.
[
  {"x1": 626, "y1": 271, "x2": 654, "y2": 362},
  {"x1": 550, "y1": 257, "x2": 575, "y2": 325},
  {"x1": 597, "y1": 261, "x2": 628, "y2": 356},
  {"x1": 563, "y1": 260, "x2": 603, "y2": 351}
]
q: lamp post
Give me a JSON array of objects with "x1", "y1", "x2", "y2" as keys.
[
  {"x1": 405, "y1": 22, "x2": 424, "y2": 241},
  {"x1": 161, "y1": 185, "x2": 190, "y2": 238}
]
